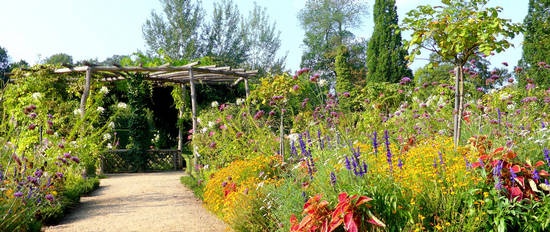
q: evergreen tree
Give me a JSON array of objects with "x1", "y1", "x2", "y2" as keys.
[
  {"x1": 335, "y1": 45, "x2": 354, "y2": 110},
  {"x1": 366, "y1": 0, "x2": 411, "y2": 83},
  {"x1": 519, "y1": 0, "x2": 550, "y2": 89}
]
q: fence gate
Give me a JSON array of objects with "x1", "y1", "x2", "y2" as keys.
[{"x1": 101, "y1": 149, "x2": 184, "y2": 173}]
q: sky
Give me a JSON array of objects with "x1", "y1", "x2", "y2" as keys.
[{"x1": 0, "y1": 0, "x2": 528, "y2": 72}]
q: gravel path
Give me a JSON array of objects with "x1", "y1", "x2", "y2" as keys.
[{"x1": 44, "y1": 172, "x2": 229, "y2": 232}]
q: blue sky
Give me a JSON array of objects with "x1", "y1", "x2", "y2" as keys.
[{"x1": 0, "y1": 0, "x2": 528, "y2": 72}]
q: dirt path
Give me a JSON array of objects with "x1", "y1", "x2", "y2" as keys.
[{"x1": 44, "y1": 172, "x2": 229, "y2": 232}]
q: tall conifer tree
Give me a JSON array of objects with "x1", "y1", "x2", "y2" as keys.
[
  {"x1": 366, "y1": 0, "x2": 411, "y2": 83},
  {"x1": 519, "y1": 0, "x2": 550, "y2": 89}
]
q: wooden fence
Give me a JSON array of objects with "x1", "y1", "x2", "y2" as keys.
[{"x1": 101, "y1": 149, "x2": 184, "y2": 173}]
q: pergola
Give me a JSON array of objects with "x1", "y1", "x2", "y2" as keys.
[{"x1": 54, "y1": 61, "x2": 257, "y2": 168}]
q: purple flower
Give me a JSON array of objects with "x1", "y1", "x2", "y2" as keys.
[
  {"x1": 384, "y1": 130, "x2": 393, "y2": 172},
  {"x1": 14, "y1": 191, "x2": 23, "y2": 198},
  {"x1": 399, "y1": 77, "x2": 412, "y2": 85},
  {"x1": 397, "y1": 158, "x2": 403, "y2": 170},
  {"x1": 330, "y1": 172, "x2": 337, "y2": 186},
  {"x1": 533, "y1": 169, "x2": 540, "y2": 181},
  {"x1": 56, "y1": 172, "x2": 64, "y2": 179},
  {"x1": 502, "y1": 62, "x2": 509, "y2": 67},
  {"x1": 345, "y1": 156, "x2": 351, "y2": 170},
  {"x1": 372, "y1": 131, "x2": 378, "y2": 155},
  {"x1": 34, "y1": 169, "x2": 43, "y2": 178},
  {"x1": 70, "y1": 156, "x2": 80, "y2": 163},
  {"x1": 29, "y1": 112, "x2": 37, "y2": 119},
  {"x1": 253, "y1": 110, "x2": 265, "y2": 120},
  {"x1": 45, "y1": 194, "x2": 54, "y2": 202}
]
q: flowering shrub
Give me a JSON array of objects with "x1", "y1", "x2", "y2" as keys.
[
  {"x1": 1, "y1": 66, "x2": 107, "y2": 229},
  {"x1": 203, "y1": 155, "x2": 280, "y2": 226}
]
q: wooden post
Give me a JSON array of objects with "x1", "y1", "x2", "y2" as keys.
[
  {"x1": 177, "y1": 84, "x2": 187, "y2": 151},
  {"x1": 244, "y1": 78, "x2": 250, "y2": 98},
  {"x1": 80, "y1": 66, "x2": 92, "y2": 117},
  {"x1": 189, "y1": 68, "x2": 198, "y2": 172}
]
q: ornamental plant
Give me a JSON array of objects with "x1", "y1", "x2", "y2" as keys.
[{"x1": 290, "y1": 193, "x2": 385, "y2": 232}]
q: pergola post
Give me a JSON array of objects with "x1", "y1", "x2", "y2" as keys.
[
  {"x1": 80, "y1": 66, "x2": 92, "y2": 117},
  {"x1": 244, "y1": 78, "x2": 250, "y2": 98},
  {"x1": 189, "y1": 68, "x2": 198, "y2": 173},
  {"x1": 177, "y1": 83, "x2": 186, "y2": 151}
]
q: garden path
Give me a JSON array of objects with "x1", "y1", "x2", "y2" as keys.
[{"x1": 44, "y1": 171, "x2": 229, "y2": 232}]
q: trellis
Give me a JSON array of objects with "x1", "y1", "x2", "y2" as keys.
[{"x1": 54, "y1": 62, "x2": 257, "y2": 171}]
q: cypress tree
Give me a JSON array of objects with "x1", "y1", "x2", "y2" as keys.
[
  {"x1": 366, "y1": 0, "x2": 412, "y2": 83},
  {"x1": 519, "y1": 0, "x2": 550, "y2": 89},
  {"x1": 335, "y1": 45, "x2": 354, "y2": 110}
]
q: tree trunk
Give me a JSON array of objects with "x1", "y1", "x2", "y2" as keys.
[{"x1": 452, "y1": 66, "x2": 464, "y2": 147}]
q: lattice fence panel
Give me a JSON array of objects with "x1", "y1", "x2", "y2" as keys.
[{"x1": 102, "y1": 149, "x2": 183, "y2": 173}]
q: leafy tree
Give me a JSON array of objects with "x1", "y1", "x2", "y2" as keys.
[
  {"x1": 0, "y1": 46, "x2": 9, "y2": 85},
  {"x1": 202, "y1": 0, "x2": 247, "y2": 67},
  {"x1": 143, "y1": 0, "x2": 204, "y2": 60},
  {"x1": 243, "y1": 2, "x2": 285, "y2": 73},
  {"x1": 366, "y1": 0, "x2": 412, "y2": 83},
  {"x1": 44, "y1": 53, "x2": 73, "y2": 66},
  {"x1": 519, "y1": 0, "x2": 550, "y2": 89},
  {"x1": 10, "y1": 59, "x2": 29, "y2": 70},
  {"x1": 298, "y1": 0, "x2": 368, "y2": 76},
  {"x1": 403, "y1": 0, "x2": 522, "y2": 146}
]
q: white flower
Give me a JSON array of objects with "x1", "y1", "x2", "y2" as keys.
[
  {"x1": 236, "y1": 98, "x2": 245, "y2": 106},
  {"x1": 107, "y1": 143, "x2": 113, "y2": 149},
  {"x1": 32, "y1": 92, "x2": 42, "y2": 99},
  {"x1": 211, "y1": 101, "x2": 219, "y2": 108},
  {"x1": 117, "y1": 102, "x2": 127, "y2": 109},
  {"x1": 108, "y1": 122, "x2": 115, "y2": 128},
  {"x1": 208, "y1": 121, "x2": 215, "y2": 128},
  {"x1": 97, "y1": 106, "x2": 105, "y2": 113},
  {"x1": 507, "y1": 104, "x2": 516, "y2": 110},
  {"x1": 99, "y1": 86, "x2": 109, "y2": 94},
  {"x1": 200, "y1": 127, "x2": 208, "y2": 133},
  {"x1": 288, "y1": 133, "x2": 299, "y2": 143},
  {"x1": 197, "y1": 117, "x2": 202, "y2": 124},
  {"x1": 73, "y1": 108, "x2": 82, "y2": 115},
  {"x1": 500, "y1": 93, "x2": 512, "y2": 101},
  {"x1": 318, "y1": 79, "x2": 327, "y2": 87},
  {"x1": 103, "y1": 133, "x2": 112, "y2": 140}
]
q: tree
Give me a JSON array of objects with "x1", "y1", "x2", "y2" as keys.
[
  {"x1": 243, "y1": 2, "x2": 285, "y2": 73},
  {"x1": 366, "y1": 0, "x2": 412, "y2": 83},
  {"x1": 202, "y1": 0, "x2": 247, "y2": 67},
  {"x1": 44, "y1": 53, "x2": 73, "y2": 66},
  {"x1": 403, "y1": 0, "x2": 522, "y2": 146},
  {"x1": 143, "y1": 0, "x2": 204, "y2": 60},
  {"x1": 335, "y1": 45, "x2": 354, "y2": 110},
  {"x1": 519, "y1": 0, "x2": 550, "y2": 89},
  {"x1": 0, "y1": 46, "x2": 9, "y2": 86},
  {"x1": 298, "y1": 0, "x2": 368, "y2": 76}
]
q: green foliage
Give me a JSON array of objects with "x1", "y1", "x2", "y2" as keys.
[
  {"x1": 1, "y1": 66, "x2": 109, "y2": 229},
  {"x1": 519, "y1": 0, "x2": 550, "y2": 89},
  {"x1": 143, "y1": 0, "x2": 203, "y2": 60},
  {"x1": 403, "y1": 0, "x2": 522, "y2": 66},
  {"x1": 126, "y1": 73, "x2": 153, "y2": 171},
  {"x1": 298, "y1": 0, "x2": 368, "y2": 74},
  {"x1": 366, "y1": 0, "x2": 412, "y2": 83},
  {"x1": 43, "y1": 53, "x2": 73, "y2": 66}
]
